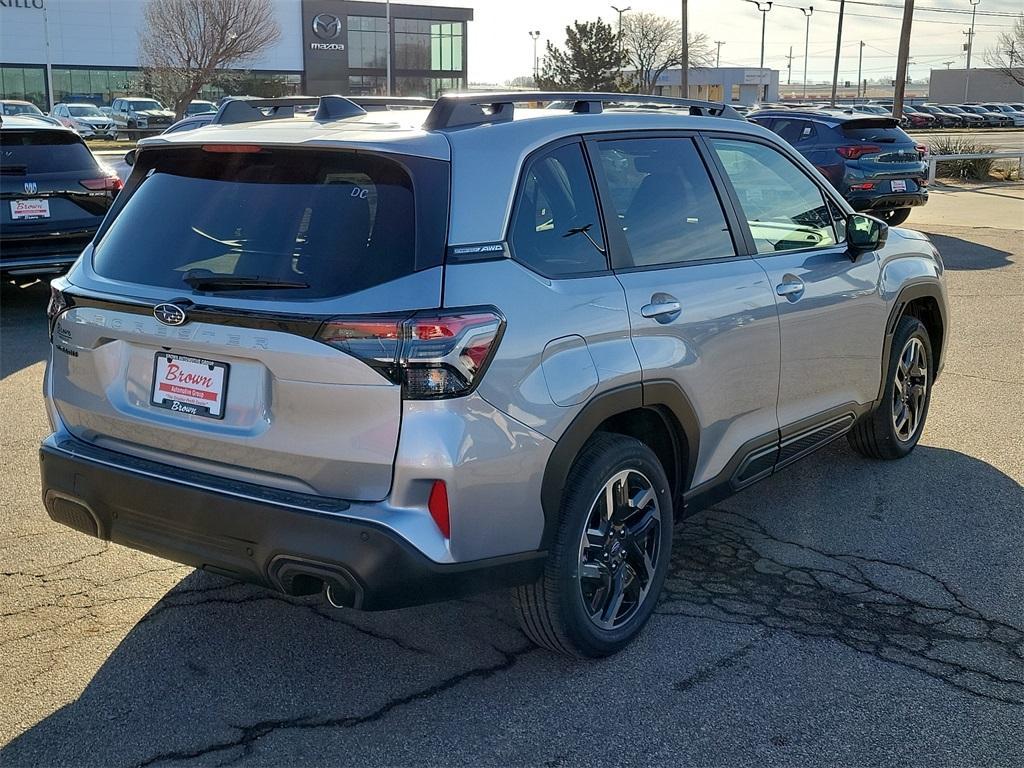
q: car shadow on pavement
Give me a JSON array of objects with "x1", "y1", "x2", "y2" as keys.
[
  {"x1": 1, "y1": 281, "x2": 51, "y2": 379},
  {"x1": 2, "y1": 444, "x2": 1022, "y2": 767},
  {"x1": 920, "y1": 233, "x2": 1014, "y2": 271}
]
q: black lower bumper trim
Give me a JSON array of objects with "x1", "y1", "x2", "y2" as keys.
[{"x1": 39, "y1": 438, "x2": 545, "y2": 610}]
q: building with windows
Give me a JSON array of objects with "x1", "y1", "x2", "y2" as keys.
[
  {"x1": 653, "y1": 67, "x2": 780, "y2": 106},
  {"x1": 0, "y1": 0, "x2": 472, "y2": 109}
]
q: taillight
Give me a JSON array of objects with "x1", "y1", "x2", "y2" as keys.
[
  {"x1": 47, "y1": 284, "x2": 68, "y2": 338},
  {"x1": 202, "y1": 144, "x2": 263, "y2": 153},
  {"x1": 79, "y1": 175, "x2": 123, "y2": 194},
  {"x1": 849, "y1": 182, "x2": 876, "y2": 191},
  {"x1": 915, "y1": 144, "x2": 928, "y2": 158},
  {"x1": 836, "y1": 145, "x2": 882, "y2": 160},
  {"x1": 316, "y1": 307, "x2": 504, "y2": 400}
]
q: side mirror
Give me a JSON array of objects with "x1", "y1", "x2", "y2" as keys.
[
  {"x1": 846, "y1": 213, "x2": 888, "y2": 258},
  {"x1": 124, "y1": 149, "x2": 136, "y2": 167}
]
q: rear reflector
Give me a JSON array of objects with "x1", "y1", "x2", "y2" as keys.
[
  {"x1": 202, "y1": 144, "x2": 263, "y2": 154},
  {"x1": 428, "y1": 480, "x2": 450, "y2": 539}
]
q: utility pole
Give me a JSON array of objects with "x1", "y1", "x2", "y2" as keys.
[
  {"x1": 42, "y1": 1, "x2": 54, "y2": 109},
  {"x1": 611, "y1": 5, "x2": 631, "y2": 68},
  {"x1": 385, "y1": 0, "x2": 392, "y2": 96},
  {"x1": 942, "y1": 60, "x2": 954, "y2": 69},
  {"x1": 801, "y1": 7, "x2": 813, "y2": 101},
  {"x1": 715, "y1": 40, "x2": 725, "y2": 69},
  {"x1": 964, "y1": 0, "x2": 980, "y2": 101},
  {"x1": 856, "y1": 41, "x2": 864, "y2": 99},
  {"x1": 529, "y1": 31, "x2": 541, "y2": 84},
  {"x1": 681, "y1": 0, "x2": 690, "y2": 97},
  {"x1": 829, "y1": 0, "x2": 845, "y2": 106},
  {"x1": 786, "y1": 46, "x2": 794, "y2": 85},
  {"x1": 892, "y1": 0, "x2": 914, "y2": 119}
]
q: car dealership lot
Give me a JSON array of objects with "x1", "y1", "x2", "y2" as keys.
[{"x1": 1, "y1": 185, "x2": 1022, "y2": 767}]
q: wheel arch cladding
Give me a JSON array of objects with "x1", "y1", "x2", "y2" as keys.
[
  {"x1": 879, "y1": 282, "x2": 947, "y2": 403},
  {"x1": 539, "y1": 381, "x2": 699, "y2": 547}
]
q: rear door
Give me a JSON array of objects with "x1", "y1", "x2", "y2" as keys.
[
  {"x1": 706, "y1": 135, "x2": 886, "y2": 435},
  {"x1": 587, "y1": 133, "x2": 782, "y2": 489},
  {"x1": 50, "y1": 144, "x2": 450, "y2": 501}
]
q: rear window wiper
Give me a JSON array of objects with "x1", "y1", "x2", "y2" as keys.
[{"x1": 182, "y1": 271, "x2": 309, "y2": 291}]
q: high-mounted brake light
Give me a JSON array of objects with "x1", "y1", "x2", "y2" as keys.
[
  {"x1": 316, "y1": 308, "x2": 505, "y2": 400},
  {"x1": 836, "y1": 145, "x2": 881, "y2": 160},
  {"x1": 202, "y1": 144, "x2": 263, "y2": 154}
]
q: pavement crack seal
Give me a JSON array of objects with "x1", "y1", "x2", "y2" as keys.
[
  {"x1": 656, "y1": 509, "x2": 1024, "y2": 706},
  {"x1": 673, "y1": 630, "x2": 768, "y2": 692},
  {"x1": 132, "y1": 643, "x2": 537, "y2": 768}
]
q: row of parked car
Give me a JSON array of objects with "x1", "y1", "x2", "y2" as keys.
[
  {"x1": 0, "y1": 97, "x2": 217, "y2": 139},
  {"x1": 744, "y1": 100, "x2": 1024, "y2": 129}
]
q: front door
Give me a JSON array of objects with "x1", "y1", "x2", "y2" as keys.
[
  {"x1": 586, "y1": 134, "x2": 781, "y2": 490},
  {"x1": 706, "y1": 136, "x2": 886, "y2": 433}
]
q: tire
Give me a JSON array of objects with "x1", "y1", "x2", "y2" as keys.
[
  {"x1": 512, "y1": 432, "x2": 673, "y2": 658},
  {"x1": 879, "y1": 208, "x2": 912, "y2": 226},
  {"x1": 848, "y1": 315, "x2": 933, "y2": 460}
]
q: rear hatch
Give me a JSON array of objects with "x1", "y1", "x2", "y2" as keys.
[
  {"x1": 1, "y1": 129, "x2": 116, "y2": 264},
  {"x1": 836, "y1": 118, "x2": 927, "y2": 194},
  {"x1": 49, "y1": 143, "x2": 449, "y2": 500}
]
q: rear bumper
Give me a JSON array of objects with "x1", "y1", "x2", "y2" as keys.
[
  {"x1": 39, "y1": 434, "x2": 545, "y2": 610},
  {"x1": 849, "y1": 191, "x2": 929, "y2": 212},
  {"x1": 1, "y1": 254, "x2": 79, "y2": 277}
]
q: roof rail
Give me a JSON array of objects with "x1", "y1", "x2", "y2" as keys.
[
  {"x1": 423, "y1": 91, "x2": 744, "y2": 130},
  {"x1": 214, "y1": 95, "x2": 366, "y2": 125},
  {"x1": 347, "y1": 96, "x2": 436, "y2": 112}
]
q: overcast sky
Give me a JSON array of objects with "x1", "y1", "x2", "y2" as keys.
[{"x1": 412, "y1": 0, "x2": 1022, "y2": 85}]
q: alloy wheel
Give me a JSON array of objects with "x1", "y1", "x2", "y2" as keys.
[
  {"x1": 892, "y1": 336, "x2": 928, "y2": 442},
  {"x1": 577, "y1": 469, "x2": 663, "y2": 630}
]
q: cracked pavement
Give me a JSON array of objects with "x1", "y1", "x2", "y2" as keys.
[{"x1": 1, "y1": 185, "x2": 1022, "y2": 766}]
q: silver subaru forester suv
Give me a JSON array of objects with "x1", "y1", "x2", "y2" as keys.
[{"x1": 41, "y1": 93, "x2": 948, "y2": 658}]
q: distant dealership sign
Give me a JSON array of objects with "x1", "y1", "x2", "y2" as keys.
[
  {"x1": 310, "y1": 12, "x2": 344, "y2": 51},
  {"x1": 0, "y1": 0, "x2": 46, "y2": 9}
]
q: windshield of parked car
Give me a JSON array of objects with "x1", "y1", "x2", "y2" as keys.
[
  {"x1": 2, "y1": 103, "x2": 43, "y2": 116},
  {"x1": 68, "y1": 105, "x2": 103, "y2": 117},
  {"x1": 129, "y1": 100, "x2": 163, "y2": 111},
  {"x1": 942, "y1": 106, "x2": 965, "y2": 114}
]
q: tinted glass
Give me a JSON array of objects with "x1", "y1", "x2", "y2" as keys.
[
  {"x1": 712, "y1": 138, "x2": 837, "y2": 254},
  {"x1": 128, "y1": 100, "x2": 162, "y2": 111},
  {"x1": 0, "y1": 131, "x2": 97, "y2": 174},
  {"x1": 1, "y1": 102, "x2": 42, "y2": 116},
  {"x1": 773, "y1": 119, "x2": 817, "y2": 145},
  {"x1": 841, "y1": 123, "x2": 914, "y2": 145},
  {"x1": 509, "y1": 142, "x2": 606, "y2": 277},
  {"x1": 94, "y1": 148, "x2": 435, "y2": 299},
  {"x1": 68, "y1": 105, "x2": 103, "y2": 116},
  {"x1": 596, "y1": 137, "x2": 735, "y2": 267}
]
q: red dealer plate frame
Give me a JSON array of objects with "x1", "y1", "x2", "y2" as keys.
[{"x1": 150, "y1": 352, "x2": 230, "y2": 419}]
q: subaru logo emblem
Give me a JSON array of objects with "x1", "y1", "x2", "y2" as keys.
[
  {"x1": 154, "y1": 303, "x2": 188, "y2": 327},
  {"x1": 24, "y1": 181, "x2": 38, "y2": 194},
  {"x1": 312, "y1": 13, "x2": 342, "y2": 39}
]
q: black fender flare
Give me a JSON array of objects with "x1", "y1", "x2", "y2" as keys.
[
  {"x1": 538, "y1": 379, "x2": 700, "y2": 548},
  {"x1": 876, "y1": 281, "x2": 947, "y2": 403}
]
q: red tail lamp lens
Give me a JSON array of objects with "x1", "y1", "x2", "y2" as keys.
[
  {"x1": 80, "y1": 175, "x2": 123, "y2": 193},
  {"x1": 836, "y1": 145, "x2": 881, "y2": 160},
  {"x1": 428, "y1": 480, "x2": 450, "y2": 539}
]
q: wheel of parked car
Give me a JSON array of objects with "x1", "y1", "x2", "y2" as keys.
[
  {"x1": 848, "y1": 315, "x2": 933, "y2": 460},
  {"x1": 512, "y1": 433, "x2": 674, "y2": 658},
  {"x1": 878, "y1": 208, "x2": 912, "y2": 226}
]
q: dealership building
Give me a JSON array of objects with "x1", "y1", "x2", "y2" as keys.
[{"x1": 0, "y1": 0, "x2": 473, "y2": 109}]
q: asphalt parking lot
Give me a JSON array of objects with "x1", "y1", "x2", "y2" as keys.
[{"x1": 1, "y1": 184, "x2": 1022, "y2": 767}]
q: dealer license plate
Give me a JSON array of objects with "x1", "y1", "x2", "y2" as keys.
[
  {"x1": 151, "y1": 352, "x2": 229, "y2": 419},
  {"x1": 10, "y1": 199, "x2": 50, "y2": 219},
  {"x1": 890, "y1": 180, "x2": 908, "y2": 192}
]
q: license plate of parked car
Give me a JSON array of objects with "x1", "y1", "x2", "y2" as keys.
[
  {"x1": 890, "y1": 179, "x2": 908, "y2": 192},
  {"x1": 150, "y1": 352, "x2": 229, "y2": 419},
  {"x1": 10, "y1": 199, "x2": 50, "y2": 219}
]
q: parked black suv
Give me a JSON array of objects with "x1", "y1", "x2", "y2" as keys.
[{"x1": 1, "y1": 116, "x2": 121, "y2": 280}]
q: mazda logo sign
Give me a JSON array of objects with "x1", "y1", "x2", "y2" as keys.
[
  {"x1": 154, "y1": 303, "x2": 188, "y2": 327},
  {"x1": 312, "y1": 13, "x2": 342, "y2": 40}
]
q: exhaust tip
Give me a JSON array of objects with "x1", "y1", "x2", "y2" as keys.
[{"x1": 269, "y1": 555, "x2": 363, "y2": 608}]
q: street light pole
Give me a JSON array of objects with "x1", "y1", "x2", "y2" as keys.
[
  {"x1": 529, "y1": 31, "x2": 541, "y2": 84},
  {"x1": 801, "y1": 7, "x2": 813, "y2": 101},
  {"x1": 681, "y1": 0, "x2": 689, "y2": 97},
  {"x1": 745, "y1": 1, "x2": 773, "y2": 71},
  {"x1": 385, "y1": 0, "x2": 392, "y2": 96},
  {"x1": 856, "y1": 40, "x2": 864, "y2": 99},
  {"x1": 611, "y1": 5, "x2": 631, "y2": 70},
  {"x1": 964, "y1": 0, "x2": 980, "y2": 101},
  {"x1": 830, "y1": 0, "x2": 846, "y2": 107}
]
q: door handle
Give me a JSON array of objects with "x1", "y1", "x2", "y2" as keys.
[
  {"x1": 641, "y1": 293, "x2": 682, "y2": 323},
  {"x1": 776, "y1": 277, "x2": 805, "y2": 300}
]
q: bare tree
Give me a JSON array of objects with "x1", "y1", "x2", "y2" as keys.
[
  {"x1": 139, "y1": 0, "x2": 281, "y2": 119},
  {"x1": 619, "y1": 11, "x2": 712, "y2": 94},
  {"x1": 983, "y1": 15, "x2": 1024, "y2": 88}
]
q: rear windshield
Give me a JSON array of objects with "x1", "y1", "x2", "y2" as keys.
[
  {"x1": 0, "y1": 130, "x2": 97, "y2": 175},
  {"x1": 93, "y1": 146, "x2": 447, "y2": 299},
  {"x1": 841, "y1": 123, "x2": 913, "y2": 145}
]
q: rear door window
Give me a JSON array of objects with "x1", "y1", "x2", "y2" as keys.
[
  {"x1": 92, "y1": 146, "x2": 448, "y2": 299},
  {"x1": 773, "y1": 119, "x2": 817, "y2": 146},
  {"x1": 595, "y1": 137, "x2": 736, "y2": 267},
  {"x1": 0, "y1": 131, "x2": 98, "y2": 174}
]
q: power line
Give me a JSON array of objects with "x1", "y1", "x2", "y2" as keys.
[{"x1": 819, "y1": 0, "x2": 1022, "y2": 17}]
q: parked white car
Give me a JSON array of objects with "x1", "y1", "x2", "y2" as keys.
[{"x1": 51, "y1": 103, "x2": 116, "y2": 138}]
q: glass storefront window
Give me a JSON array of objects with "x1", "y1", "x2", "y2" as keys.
[
  {"x1": 348, "y1": 75, "x2": 386, "y2": 95},
  {"x1": 394, "y1": 76, "x2": 464, "y2": 99},
  {"x1": 348, "y1": 15, "x2": 388, "y2": 69},
  {"x1": 1, "y1": 65, "x2": 47, "y2": 107}
]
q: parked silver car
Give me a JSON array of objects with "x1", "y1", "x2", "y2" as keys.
[
  {"x1": 51, "y1": 103, "x2": 116, "y2": 138},
  {"x1": 41, "y1": 93, "x2": 948, "y2": 658}
]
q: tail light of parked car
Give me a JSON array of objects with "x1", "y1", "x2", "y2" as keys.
[
  {"x1": 836, "y1": 145, "x2": 881, "y2": 160},
  {"x1": 79, "y1": 174, "x2": 124, "y2": 196},
  {"x1": 316, "y1": 308, "x2": 505, "y2": 400}
]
